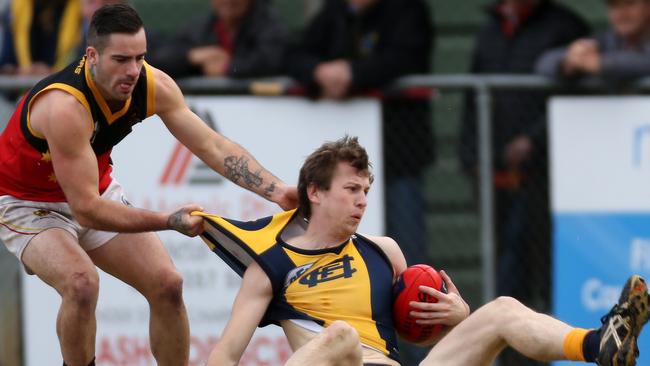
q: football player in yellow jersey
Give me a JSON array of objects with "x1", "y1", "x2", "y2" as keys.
[
  {"x1": 205, "y1": 136, "x2": 469, "y2": 365},
  {"x1": 205, "y1": 136, "x2": 649, "y2": 366}
]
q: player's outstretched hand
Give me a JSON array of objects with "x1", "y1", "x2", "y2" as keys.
[
  {"x1": 274, "y1": 184, "x2": 298, "y2": 211},
  {"x1": 167, "y1": 204, "x2": 205, "y2": 237},
  {"x1": 409, "y1": 270, "x2": 470, "y2": 327}
]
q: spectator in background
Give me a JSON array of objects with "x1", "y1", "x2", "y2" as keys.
[
  {"x1": 0, "y1": 0, "x2": 121, "y2": 76},
  {"x1": 459, "y1": 1, "x2": 588, "y2": 363},
  {"x1": 285, "y1": 0, "x2": 434, "y2": 363},
  {"x1": 0, "y1": 0, "x2": 81, "y2": 76},
  {"x1": 79, "y1": 0, "x2": 123, "y2": 56},
  {"x1": 147, "y1": 0, "x2": 288, "y2": 78},
  {"x1": 536, "y1": 0, "x2": 650, "y2": 84}
]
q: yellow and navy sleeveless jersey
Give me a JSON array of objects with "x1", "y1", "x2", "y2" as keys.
[
  {"x1": 198, "y1": 210, "x2": 400, "y2": 362},
  {"x1": 0, "y1": 56, "x2": 155, "y2": 201}
]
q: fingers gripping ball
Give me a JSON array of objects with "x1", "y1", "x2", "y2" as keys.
[{"x1": 392, "y1": 264, "x2": 447, "y2": 343}]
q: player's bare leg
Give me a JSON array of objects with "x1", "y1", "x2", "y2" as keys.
[
  {"x1": 286, "y1": 320, "x2": 363, "y2": 366},
  {"x1": 22, "y1": 228, "x2": 99, "y2": 366},
  {"x1": 421, "y1": 296, "x2": 572, "y2": 366},
  {"x1": 89, "y1": 232, "x2": 189, "y2": 366},
  {"x1": 422, "y1": 276, "x2": 649, "y2": 366}
]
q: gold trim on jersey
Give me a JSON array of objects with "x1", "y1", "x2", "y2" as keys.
[
  {"x1": 195, "y1": 210, "x2": 293, "y2": 256},
  {"x1": 26, "y1": 83, "x2": 92, "y2": 139},
  {"x1": 84, "y1": 60, "x2": 132, "y2": 124},
  {"x1": 144, "y1": 62, "x2": 155, "y2": 117}
]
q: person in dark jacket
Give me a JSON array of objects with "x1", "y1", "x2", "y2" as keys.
[
  {"x1": 536, "y1": 0, "x2": 650, "y2": 84},
  {"x1": 148, "y1": 0, "x2": 288, "y2": 78},
  {"x1": 285, "y1": 1, "x2": 435, "y2": 363},
  {"x1": 0, "y1": 0, "x2": 81, "y2": 76},
  {"x1": 459, "y1": 1, "x2": 589, "y2": 364}
]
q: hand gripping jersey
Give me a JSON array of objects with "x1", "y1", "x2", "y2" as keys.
[
  {"x1": 0, "y1": 56, "x2": 155, "y2": 201},
  {"x1": 198, "y1": 210, "x2": 401, "y2": 362}
]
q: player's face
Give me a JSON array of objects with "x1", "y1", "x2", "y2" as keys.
[
  {"x1": 87, "y1": 28, "x2": 147, "y2": 102},
  {"x1": 318, "y1": 162, "x2": 370, "y2": 236}
]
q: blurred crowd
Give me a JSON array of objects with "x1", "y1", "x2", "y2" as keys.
[{"x1": 0, "y1": 0, "x2": 649, "y2": 365}]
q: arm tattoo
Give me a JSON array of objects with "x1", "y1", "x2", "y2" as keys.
[
  {"x1": 168, "y1": 209, "x2": 190, "y2": 235},
  {"x1": 224, "y1": 155, "x2": 263, "y2": 189},
  {"x1": 263, "y1": 181, "x2": 276, "y2": 198}
]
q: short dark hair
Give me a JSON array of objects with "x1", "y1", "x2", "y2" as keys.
[
  {"x1": 297, "y1": 136, "x2": 373, "y2": 219},
  {"x1": 87, "y1": 4, "x2": 144, "y2": 51}
]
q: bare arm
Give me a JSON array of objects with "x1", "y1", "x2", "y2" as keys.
[
  {"x1": 365, "y1": 235, "x2": 408, "y2": 283},
  {"x1": 366, "y1": 235, "x2": 469, "y2": 346},
  {"x1": 207, "y1": 262, "x2": 273, "y2": 366},
  {"x1": 31, "y1": 90, "x2": 203, "y2": 235},
  {"x1": 151, "y1": 66, "x2": 297, "y2": 210}
]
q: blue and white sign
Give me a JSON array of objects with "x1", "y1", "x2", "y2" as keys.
[{"x1": 550, "y1": 97, "x2": 650, "y2": 366}]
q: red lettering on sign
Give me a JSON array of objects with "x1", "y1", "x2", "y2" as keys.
[{"x1": 96, "y1": 334, "x2": 290, "y2": 365}]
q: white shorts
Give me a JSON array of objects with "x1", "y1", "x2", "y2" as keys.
[{"x1": 0, "y1": 180, "x2": 130, "y2": 265}]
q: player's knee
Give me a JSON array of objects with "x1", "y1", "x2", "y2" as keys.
[
  {"x1": 324, "y1": 320, "x2": 361, "y2": 357},
  {"x1": 328, "y1": 320, "x2": 359, "y2": 343},
  {"x1": 493, "y1": 296, "x2": 523, "y2": 308},
  {"x1": 62, "y1": 270, "x2": 99, "y2": 311},
  {"x1": 150, "y1": 268, "x2": 184, "y2": 306},
  {"x1": 489, "y1": 296, "x2": 526, "y2": 317}
]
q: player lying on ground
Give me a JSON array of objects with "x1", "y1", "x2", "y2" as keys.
[{"x1": 197, "y1": 136, "x2": 649, "y2": 366}]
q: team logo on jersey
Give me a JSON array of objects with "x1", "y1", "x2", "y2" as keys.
[
  {"x1": 74, "y1": 57, "x2": 85, "y2": 75},
  {"x1": 298, "y1": 255, "x2": 357, "y2": 288},
  {"x1": 33, "y1": 209, "x2": 50, "y2": 217},
  {"x1": 284, "y1": 263, "x2": 314, "y2": 288}
]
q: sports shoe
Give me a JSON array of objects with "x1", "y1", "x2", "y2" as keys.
[{"x1": 597, "y1": 275, "x2": 650, "y2": 366}]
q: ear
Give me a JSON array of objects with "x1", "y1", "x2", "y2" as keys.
[
  {"x1": 86, "y1": 46, "x2": 98, "y2": 65},
  {"x1": 307, "y1": 183, "x2": 320, "y2": 205}
]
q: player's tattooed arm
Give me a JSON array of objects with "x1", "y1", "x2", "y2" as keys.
[
  {"x1": 167, "y1": 206, "x2": 203, "y2": 237},
  {"x1": 224, "y1": 155, "x2": 263, "y2": 188},
  {"x1": 168, "y1": 209, "x2": 190, "y2": 235},
  {"x1": 223, "y1": 154, "x2": 297, "y2": 210},
  {"x1": 263, "y1": 181, "x2": 276, "y2": 199}
]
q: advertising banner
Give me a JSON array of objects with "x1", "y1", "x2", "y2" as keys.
[{"x1": 550, "y1": 97, "x2": 650, "y2": 366}]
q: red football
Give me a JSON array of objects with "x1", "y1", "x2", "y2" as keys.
[{"x1": 392, "y1": 264, "x2": 446, "y2": 344}]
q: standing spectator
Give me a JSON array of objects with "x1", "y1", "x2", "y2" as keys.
[
  {"x1": 459, "y1": 0, "x2": 589, "y2": 364},
  {"x1": 0, "y1": 0, "x2": 121, "y2": 76},
  {"x1": 148, "y1": 0, "x2": 288, "y2": 78},
  {"x1": 285, "y1": 0, "x2": 434, "y2": 363},
  {"x1": 0, "y1": 0, "x2": 81, "y2": 76},
  {"x1": 78, "y1": 0, "x2": 124, "y2": 56},
  {"x1": 536, "y1": 0, "x2": 650, "y2": 84}
]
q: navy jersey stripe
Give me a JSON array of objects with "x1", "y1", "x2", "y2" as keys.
[
  {"x1": 223, "y1": 216, "x2": 273, "y2": 230},
  {"x1": 355, "y1": 237, "x2": 400, "y2": 362}
]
